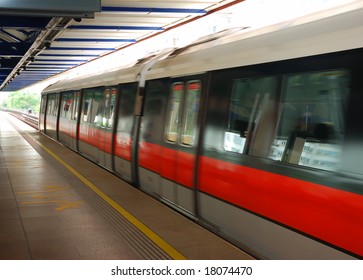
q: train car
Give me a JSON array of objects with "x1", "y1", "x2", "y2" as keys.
[{"x1": 39, "y1": 3, "x2": 363, "y2": 259}]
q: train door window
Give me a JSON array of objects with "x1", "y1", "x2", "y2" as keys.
[
  {"x1": 225, "y1": 76, "x2": 278, "y2": 155},
  {"x1": 60, "y1": 92, "x2": 72, "y2": 118},
  {"x1": 81, "y1": 87, "x2": 103, "y2": 123},
  {"x1": 53, "y1": 94, "x2": 59, "y2": 116},
  {"x1": 47, "y1": 94, "x2": 54, "y2": 115},
  {"x1": 117, "y1": 83, "x2": 137, "y2": 134},
  {"x1": 165, "y1": 80, "x2": 201, "y2": 146},
  {"x1": 81, "y1": 90, "x2": 93, "y2": 123},
  {"x1": 93, "y1": 88, "x2": 103, "y2": 125},
  {"x1": 181, "y1": 81, "x2": 201, "y2": 146},
  {"x1": 269, "y1": 69, "x2": 349, "y2": 171},
  {"x1": 101, "y1": 87, "x2": 117, "y2": 128},
  {"x1": 40, "y1": 95, "x2": 47, "y2": 114},
  {"x1": 71, "y1": 91, "x2": 80, "y2": 121},
  {"x1": 165, "y1": 82, "x2": 184, "y2": 143},
  {"x1": 142, "y1": 79, "x2": 168, "y2": 141}
]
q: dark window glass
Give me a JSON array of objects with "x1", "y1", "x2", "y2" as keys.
[
  {"x1": 225, "y1": 76, "x2": 278, "y2": 156},
  {"x1": 181, "y1": 81, "x2": 201, "y2": 146},
  {"x1": 60, "y1": 92, "x2": 72, "y2": 118},
  {"x1": 164, "y1": 80, "x2": 201, "y2": 147},
  {"x1": 71, "y1": 91, "x2": 80, "y2": 121},
  {"x1": 165, "y1": 82, "x2": 184, "y2": 143},
  {"x1": 269, "y1": 69, "x2": 349, "y2": 171}
]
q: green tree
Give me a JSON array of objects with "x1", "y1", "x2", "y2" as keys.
[{"x1": 7, "y1": 91, "x2": 40, "y2": 113}]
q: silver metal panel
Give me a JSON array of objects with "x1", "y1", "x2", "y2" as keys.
[
  {"x1": 176, "y1": 184, "x2": 195, "y2": 214},
  {"x1": 138, "y1": 167, "x2": 161, "y2": 195},
  {"x1": 161, "y1": 177, "x2": 175, "y2": 202},
  {"x1": 58, "y1": 130, "x2": 70, "y2": 148},
  {"x1": 78, "y1": 140, "x2": 98, "y2": 162},
  {"x1": 114, "y1": 156, "x2": 132, "y2": 182},
  {"x1": 199, "y1": 192, "x2": 356, "y2": 260},
  {"x1": 98, "y1": 151, "x2": 112, "y2": 170},
  {"x1": 160, "y1": 178, "x2": 195, "y2": 215}
]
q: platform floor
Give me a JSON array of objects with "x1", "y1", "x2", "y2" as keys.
[{"x1": 0, "y1": 112, "x2": 254, "y2": 260}]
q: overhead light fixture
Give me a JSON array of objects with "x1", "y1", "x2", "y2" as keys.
[{"x1": 44, "y1": 42, "x2": 51, "y2": 49}]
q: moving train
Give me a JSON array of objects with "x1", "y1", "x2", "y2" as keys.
[{"x1": 39, "y1": 4, "x2": 363, "y2": 259}]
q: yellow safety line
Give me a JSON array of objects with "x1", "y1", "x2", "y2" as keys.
[{"x1": 31, "y1": 135, "x2": 187, "y2": 260}]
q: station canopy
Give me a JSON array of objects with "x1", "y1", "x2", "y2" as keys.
[
  {"x1": 0, "y1": 0, "x2": 354, "y2": 92},
  {"x1": 0, "y1": 0, "x2": 248, "y2": 92}
]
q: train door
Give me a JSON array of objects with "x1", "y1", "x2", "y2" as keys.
[
  {"x1": 58, "y1": 91, "x2": 72, "y2": 147},
  {"x1": 114, "y1": 83, "x2": 137, "y2": 182},
  {"x1": 160, "y1": 77, "x2": 203, "y2": 215},
  {"x1": 69, "y1": 91, "x2": 80, "y2": 151},
  {"x1": 39, "y1": 95, "x2": 47, "y2": 132},
  {"x1": 137, "y1": 79, "x2": 169, "y2": 196},
  {"x1": 45, "y1": 93, "x2": 60, "y2": 140},
  {"x1": 79, "y1": 87, "x2": 103, "y2": 162},
  {"x1": 96, "y1": 87, "x2": 117, "y2": 169}
]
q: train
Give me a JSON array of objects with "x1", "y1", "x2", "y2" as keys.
[{"x1": 39, "y1": 4, "x2": 363, "y2": 259}]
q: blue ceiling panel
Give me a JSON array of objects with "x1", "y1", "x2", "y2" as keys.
[
  {"x1": 68, "y1": 25, "x2": 164, "y2": 31},
  {"x1": 37, "y1": 54, "x2": 99, "y2": 57},
  {"x1": 49, "y1": 47, "x2": 116, "y2": 51},
  {"x1": 56, "y1": 38, "x2": 137, "y2": 43}
]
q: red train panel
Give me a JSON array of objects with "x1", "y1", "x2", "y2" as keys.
[
  {"x1": 114, "y1": 134, "x2": 132, "y2": 161},
  {"x1": 198, "y1": 156, "x2": 363, "y2": 256},
  {"x1": 140, "y1": 142, "x2": 195, "y2": 189}
]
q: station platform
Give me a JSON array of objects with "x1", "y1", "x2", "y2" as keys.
[{"x1": 0, "y1": 112, "x2": 254, "y2": 260}]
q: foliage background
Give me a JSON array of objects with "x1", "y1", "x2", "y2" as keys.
[{"x1": 0, "y1": 91, "x2": 40, "y2": 113}]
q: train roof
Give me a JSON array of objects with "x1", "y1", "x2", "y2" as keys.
[{"x1": 43, "y1": 2, "x2": 363, "y2": 94}]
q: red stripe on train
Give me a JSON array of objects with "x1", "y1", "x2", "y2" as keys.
[
  {"x1": 199, "y1": 156, "x2": 363, "y2": 257},
  {"x1": 136, "y1": 141, "x2": 363, "y2": 256},
  {"x1": 114, "y1": 133, "x2": 132, "y2": 160},
  {"x1": 139, "y1": 141, "x2": 195, "y2": 188}
]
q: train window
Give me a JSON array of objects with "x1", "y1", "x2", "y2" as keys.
[
  {"x1": 46, "y1": 94, "x2": 54, "y2": 115},
  {"x1": 60, "y1": 92, "x2": 72, "y2": 118},
  {"x1": 117, "y1": 83, "x2": 137, "y2": 134},
  {"x1": 181, "y1": 81, "x2": 201, "y2": 146},
  {"x1": 81, "y1": 87, "x2": 103, "y2": 124},
  {"x1": 165, "y1": 82, "x2": 184, "y2": 143},
  {"x1": 81, "y1": 90, "x2": 92, "y2": 122},
  {"x1": 102, "y1": 87, "x2": 117, "y2": 128},
  {"x1": 71, "y1": 91, "x2": 80, "y2": 121},
  {"x1": 53, "y1": 94, "x2": 59, "y2": 116},
  {"x1": 40, "y1": 96, "x2": 47, "y2": 114},
  {"x1": 47, "y1": 93, "x2": 59, "y2": 116},
  {"x1": 142, "y1": 79, "x2": 168, "y2": 141},
  {"x1": 93, "y1": 89, "x2": 103, "y2": 124},
  {"x1": 269, "y1": 69, "x2": 349, "y2": 171},
  {"x1": 225, "y1": 76, "x2": 278, "y2": 155}
]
